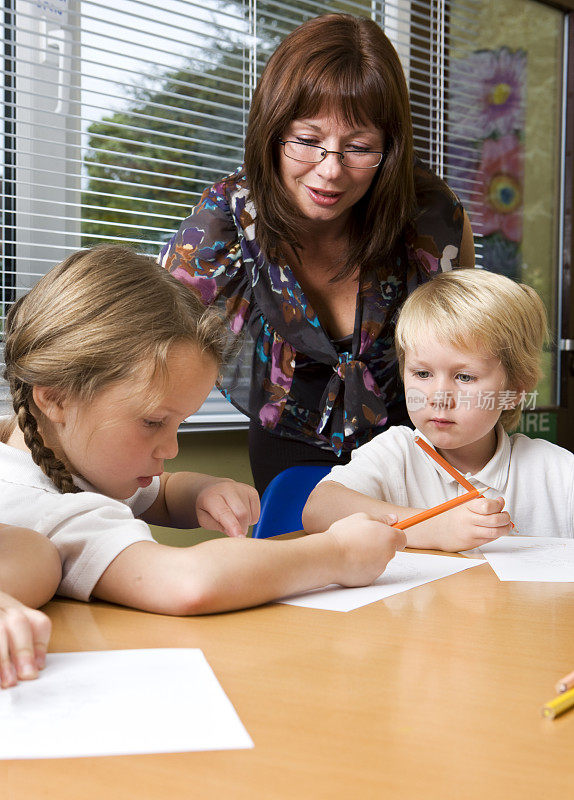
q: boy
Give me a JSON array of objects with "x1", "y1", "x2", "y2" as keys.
[{"x1": 303, "y1": 270, "x2": 574, "y2": 550}]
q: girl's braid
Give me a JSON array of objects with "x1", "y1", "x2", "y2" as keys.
[{"x1": 11, "y1": 379, "x2": 80, "y2": 494}]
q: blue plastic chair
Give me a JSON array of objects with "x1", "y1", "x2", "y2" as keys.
[{"x1": 251, "y1": 465, "x2": 332, "y2": 538}]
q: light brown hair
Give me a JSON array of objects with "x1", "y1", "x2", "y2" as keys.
[
  {"x1": 395, "y1": 269, "x2": 549, "y2": 431},
  {"x1": 243, "y1": 13, "x2": 415, "y2": 280},
  {"x1": 2, "y1": 245, "x2": 228, "y2": 493}
]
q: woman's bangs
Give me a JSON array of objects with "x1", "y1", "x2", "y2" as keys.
[{"x1": 294, "y1": 67, "x2": 384, "y2": 129}]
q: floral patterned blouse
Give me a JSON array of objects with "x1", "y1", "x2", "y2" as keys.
[{"x1": 159, "y1": 162, "x2": 466, "y2": 455}]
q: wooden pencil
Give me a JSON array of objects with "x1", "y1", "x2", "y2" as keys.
[{"x1": 393, "y1": 489, "x2": 480, "y2": 531}]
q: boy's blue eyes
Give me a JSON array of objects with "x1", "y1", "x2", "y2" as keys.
[{"x1": 412, "y1": 370, "x2": 477, "y2": 382}]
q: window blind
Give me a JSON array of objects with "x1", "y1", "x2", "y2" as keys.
[{"x1": 0, "y1": 0, "x2": 486, "y2": 425}]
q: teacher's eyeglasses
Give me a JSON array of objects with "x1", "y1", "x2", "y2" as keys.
[{"x1": 278, "y1": 139, "x2": 385, "y2": 170}]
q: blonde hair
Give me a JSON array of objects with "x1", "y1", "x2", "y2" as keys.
[
  {"x1": 2, "y1": 245, "x2": 228, "y2": 493},
  {"x1": 395, "y1": 269, "x2": 549, "y2": 432}
]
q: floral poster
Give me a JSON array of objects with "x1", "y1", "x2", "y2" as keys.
[{"x1": 449, "y1": 47, "x2": 526, "y2": 278}]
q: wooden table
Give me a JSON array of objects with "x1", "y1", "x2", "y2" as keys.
[{"x1": 3, "y1": 556, "x2": 574, "y2": 799}]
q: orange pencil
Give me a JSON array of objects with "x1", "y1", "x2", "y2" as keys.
[
  {"x1": 414, "y1": 436, "x2": 475, "y2": 491},
  {"x1": 392, "y1": 489, "x2": 480, "y2": 531},
  {"x1": 413, "y1": 435, "x2": 515, "y2": 530}
]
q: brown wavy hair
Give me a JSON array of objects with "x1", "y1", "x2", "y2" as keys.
[
  {"x1": 2, "y1": 245, "x2": 228, "y2": 493},
  {"x1": 243, "y1": 13, "x2": 415, "y2": 280}
]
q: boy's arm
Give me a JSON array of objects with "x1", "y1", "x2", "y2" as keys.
[
  {"x1": 142, "y1": 472, "x2": 260, "y2": 537},
  {"x1": 91, "y1": 513, "x2": 406, "y2": 616},
  {"x1": 303, "y1": 482, "x2": 512, "y2": 551}
]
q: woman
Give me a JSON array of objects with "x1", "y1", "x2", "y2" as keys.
[{"x1": 160, "y1": 14, "x2": 474, "y2": 495}]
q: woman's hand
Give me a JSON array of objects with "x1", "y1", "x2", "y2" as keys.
[
  {"x1": 196, "y1": 479, "x2": 260, "y2": 538},
  {"x1": 0, "y1": 591, "x2": 51, "y2": 689},
  {"x1": 325, "y1": 512, "x2": 406, "y2": 587}
]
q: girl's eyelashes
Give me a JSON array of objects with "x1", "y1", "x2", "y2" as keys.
[
  {"x1": 456, "y1": 373, "x2": 477, "y2": 383},
  {"x1": 142, "y1": 418, "x2": 164, "y2": 428},
  {"x1": 412, "y1": 369, "x2": 430, "y2": 379}
]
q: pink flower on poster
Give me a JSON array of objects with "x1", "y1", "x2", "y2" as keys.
[
  {"x1": 470, "y1": 135, "x2": 523, "y2": 242},
  {"x1": 450, "y1": 48, "x2": 526, "y2": 140}
]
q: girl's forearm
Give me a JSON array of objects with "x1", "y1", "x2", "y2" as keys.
[
  {"x1": 303, "y1": 482, "x2": 410, "y2": 530},
  {"x1": 93, "y1": 536, "x2": 338, "y2": 615},
  {"x1": 181, "y1": 535, "x2": 339, "y2": 613},
  {"x1": 93, "y1": 516, "x2": 404, "y2": 616},
  {"x1": 303, "y1": 482, "x2": 447, "y2": 550}
]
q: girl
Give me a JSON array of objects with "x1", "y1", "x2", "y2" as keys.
[{"x1": 0, "y1": 246, "x2": 404, "y2": 637}]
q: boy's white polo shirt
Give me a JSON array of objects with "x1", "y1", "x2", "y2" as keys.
[
  {"x1": 322, "y1": 424, "x2": 574, "y2": 539},
  {"x1": 0, "y1": 441, "x2": 159, "y2": 601}
]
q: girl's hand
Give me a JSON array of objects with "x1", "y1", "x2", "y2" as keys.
[
  {"x1": 326, "y1": 512, "x2": 406, "y2": 587},
  {"x1": 0, "y1": 592, "x2": 51, "y2": 689},
  {"x1": 436, "y1": 496, "x2": 512, "y2": 551},
  {"x1": 196, "y1": 480, "x2": 260, "y2": 538}
]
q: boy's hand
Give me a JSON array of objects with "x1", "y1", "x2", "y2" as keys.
[
  {"x1": 326, "y1": 512, "x2": 406, "y2": 587},
  {"x1": 196, "y1": 480, "x2": 260, "y2": 538},
  {"x1": 436, "y1": 496, "x2": 512, "y2": 551},
  {"x1": 0, "y1": 592, "x2": 51, "y2": 689}
]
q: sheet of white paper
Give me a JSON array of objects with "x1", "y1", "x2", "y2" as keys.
[
  {"x1": 480, "y1": 536, "x2": 574, "y2": 582},
  {"x1": 279, "y1": 551, "x2": 484, "y2": 612},
  {"x1": 0, "y1": 649, "x2": 253, "y2": 760}
]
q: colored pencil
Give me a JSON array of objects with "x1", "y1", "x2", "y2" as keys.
[
  {"x1": 542, "y1": 687, "x2": 574, "y2": 719},
  {"x1": 392, "y1": 489, "x2": 480, "y2": 531},
  {"x1": 414, "y1": 435, "x2": 515, "y2": 530},
  {"x1": 414, "y1": 436, "x2": 475, "y2": 491},
  {"x1": 555, "y1": 670, "x2": 574, "y2": 694}
]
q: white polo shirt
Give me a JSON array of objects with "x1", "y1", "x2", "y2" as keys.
[
  {"x1": 0, "y1": 442, "x2": 159, "y2": 601},
  {"x1": 321, "y1": 425, "x2": 574, "y2": 538}
]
